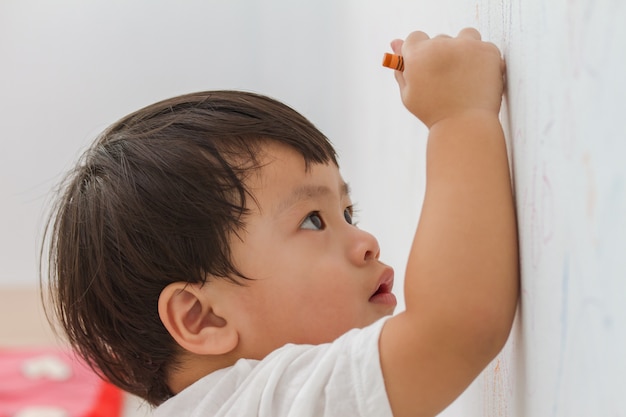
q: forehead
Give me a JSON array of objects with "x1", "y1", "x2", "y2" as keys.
[{"x1": 250, "y1": 142, "x2": 347, "y2": 211}]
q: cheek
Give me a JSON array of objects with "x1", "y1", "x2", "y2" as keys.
[
  {"x1": 235, "y1": 238, "x2": 362, "y2": 315},
  {"x1": 233, "y1": 268, "x2": 369, "y2": 347},
  {"x1": 276, "y1": 252, "x2": 358, "y2": 303}
]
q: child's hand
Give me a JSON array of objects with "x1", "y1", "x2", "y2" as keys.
[{"x1": 390, "y1": 28, "x2": 505, "y2": 128}]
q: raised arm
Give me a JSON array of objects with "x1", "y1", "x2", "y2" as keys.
[{"x1": 380, "y1": 28, "x2": 519, "y2": 417}]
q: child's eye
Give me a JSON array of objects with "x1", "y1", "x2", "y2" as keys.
[
  {"x1": 300, "y1": 212, "x2": 325, "y2": 230},
  {"x1": 344, "y1": 207, "x2": 353, "y2": 225}
]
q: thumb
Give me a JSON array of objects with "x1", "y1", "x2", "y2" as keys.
[
  {"x1": 389, "y1": 39, "x2": 406, "y2": 89},
  {"x1": 390, "y1": 39, "x2": 403, "y2": 54}
]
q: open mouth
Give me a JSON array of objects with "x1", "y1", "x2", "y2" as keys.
[
  {"x1": 369, "y1": 269, "x2": 397, "y2": 306},
  {"x1": 371, "y1": 281, "x2": 392, "y2": 298}
]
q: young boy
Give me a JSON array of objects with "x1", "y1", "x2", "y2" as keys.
[{"x1": 44, "y1": 27, "x2": 518, "y2": 416}]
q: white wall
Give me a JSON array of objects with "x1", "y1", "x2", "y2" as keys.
[{"x1": 3, "y1": 0, "x2": 626, "y2": 416}]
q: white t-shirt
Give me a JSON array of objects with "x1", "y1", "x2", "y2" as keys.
[{"x1": 154, "y1": 318, "x2": 393, "y2": 417}]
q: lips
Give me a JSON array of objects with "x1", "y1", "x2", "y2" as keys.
[{"x1": 369, "y1": 268, "x2": 397, "y2": 307}]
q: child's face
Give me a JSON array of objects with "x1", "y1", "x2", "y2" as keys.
[{"x1": 222, "y1": 142, "x2": 397, "y2": 358}]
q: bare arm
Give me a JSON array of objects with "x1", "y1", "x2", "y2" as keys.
[{"x1": 380, "y1": 28, "x2": 519, "y2": 417}]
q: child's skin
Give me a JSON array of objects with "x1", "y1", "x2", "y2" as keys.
[
  {"x1": 158, "y1": 27, "x2": 518, "y2": 417},
  {"x1": 381, "y1": 28, "x2": 518, "y2": 416}
]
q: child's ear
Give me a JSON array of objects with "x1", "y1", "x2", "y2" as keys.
[{"x1": 158, "y1": 282, "x2": 239, "y2": 355}]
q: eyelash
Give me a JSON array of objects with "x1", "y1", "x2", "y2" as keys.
[
  {"x1": 348, "y1": 205, "x2": 359, "y2": 226},
  {"x1": 300, "y1": 206, "x2": 358, "y2": 230}
]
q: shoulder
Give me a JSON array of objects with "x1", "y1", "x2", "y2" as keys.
[{"x1": 155, "y1": 318, "x2": 392, "y2": 417}]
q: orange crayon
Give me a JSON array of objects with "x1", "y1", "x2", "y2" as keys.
[{"x1": 382, "y1": 53, "x2": 404, "y2": 72}]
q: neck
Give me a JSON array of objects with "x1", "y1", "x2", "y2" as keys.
[{"x1": 167, "y1": 351, "x2": 239, "y2": 394}]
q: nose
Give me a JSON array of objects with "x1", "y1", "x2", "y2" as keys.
[{"x1": 348, "y1": 227, "x2": 381, "y2": 264}]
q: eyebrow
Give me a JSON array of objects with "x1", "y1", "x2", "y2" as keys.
[{"x1": 275, "y1": 182, "x2": 351, "y2": 215}]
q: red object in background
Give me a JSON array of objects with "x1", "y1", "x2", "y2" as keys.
[{"x1": 0, "y1": 348, "x2": 123, "y2": 417}]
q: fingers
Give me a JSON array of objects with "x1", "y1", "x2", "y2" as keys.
[
  {"x1": 386, "y1": 27, "x2": 503, "y2": 87},
  {"x1": 457, "y1": 27, "x2": 481, "y2": 40},
  {"x1": 404, "y1": 30, "x2": 430, "y2": 44},
  {"x1": 392, "y1": 28, "x2": 484, "y2": 55},
  {"x1": 402, "y1": 30, "x2": 430, "y2": 55},
  {"x1": 429, "y1": 28, "x2": 481, "y2": 40},
  {"x1": 390, "y1": 39, "x2": 404, "y2": 54},
  {"x1": 457, "y1": 28, "x2": 503, "y2": 69}
]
